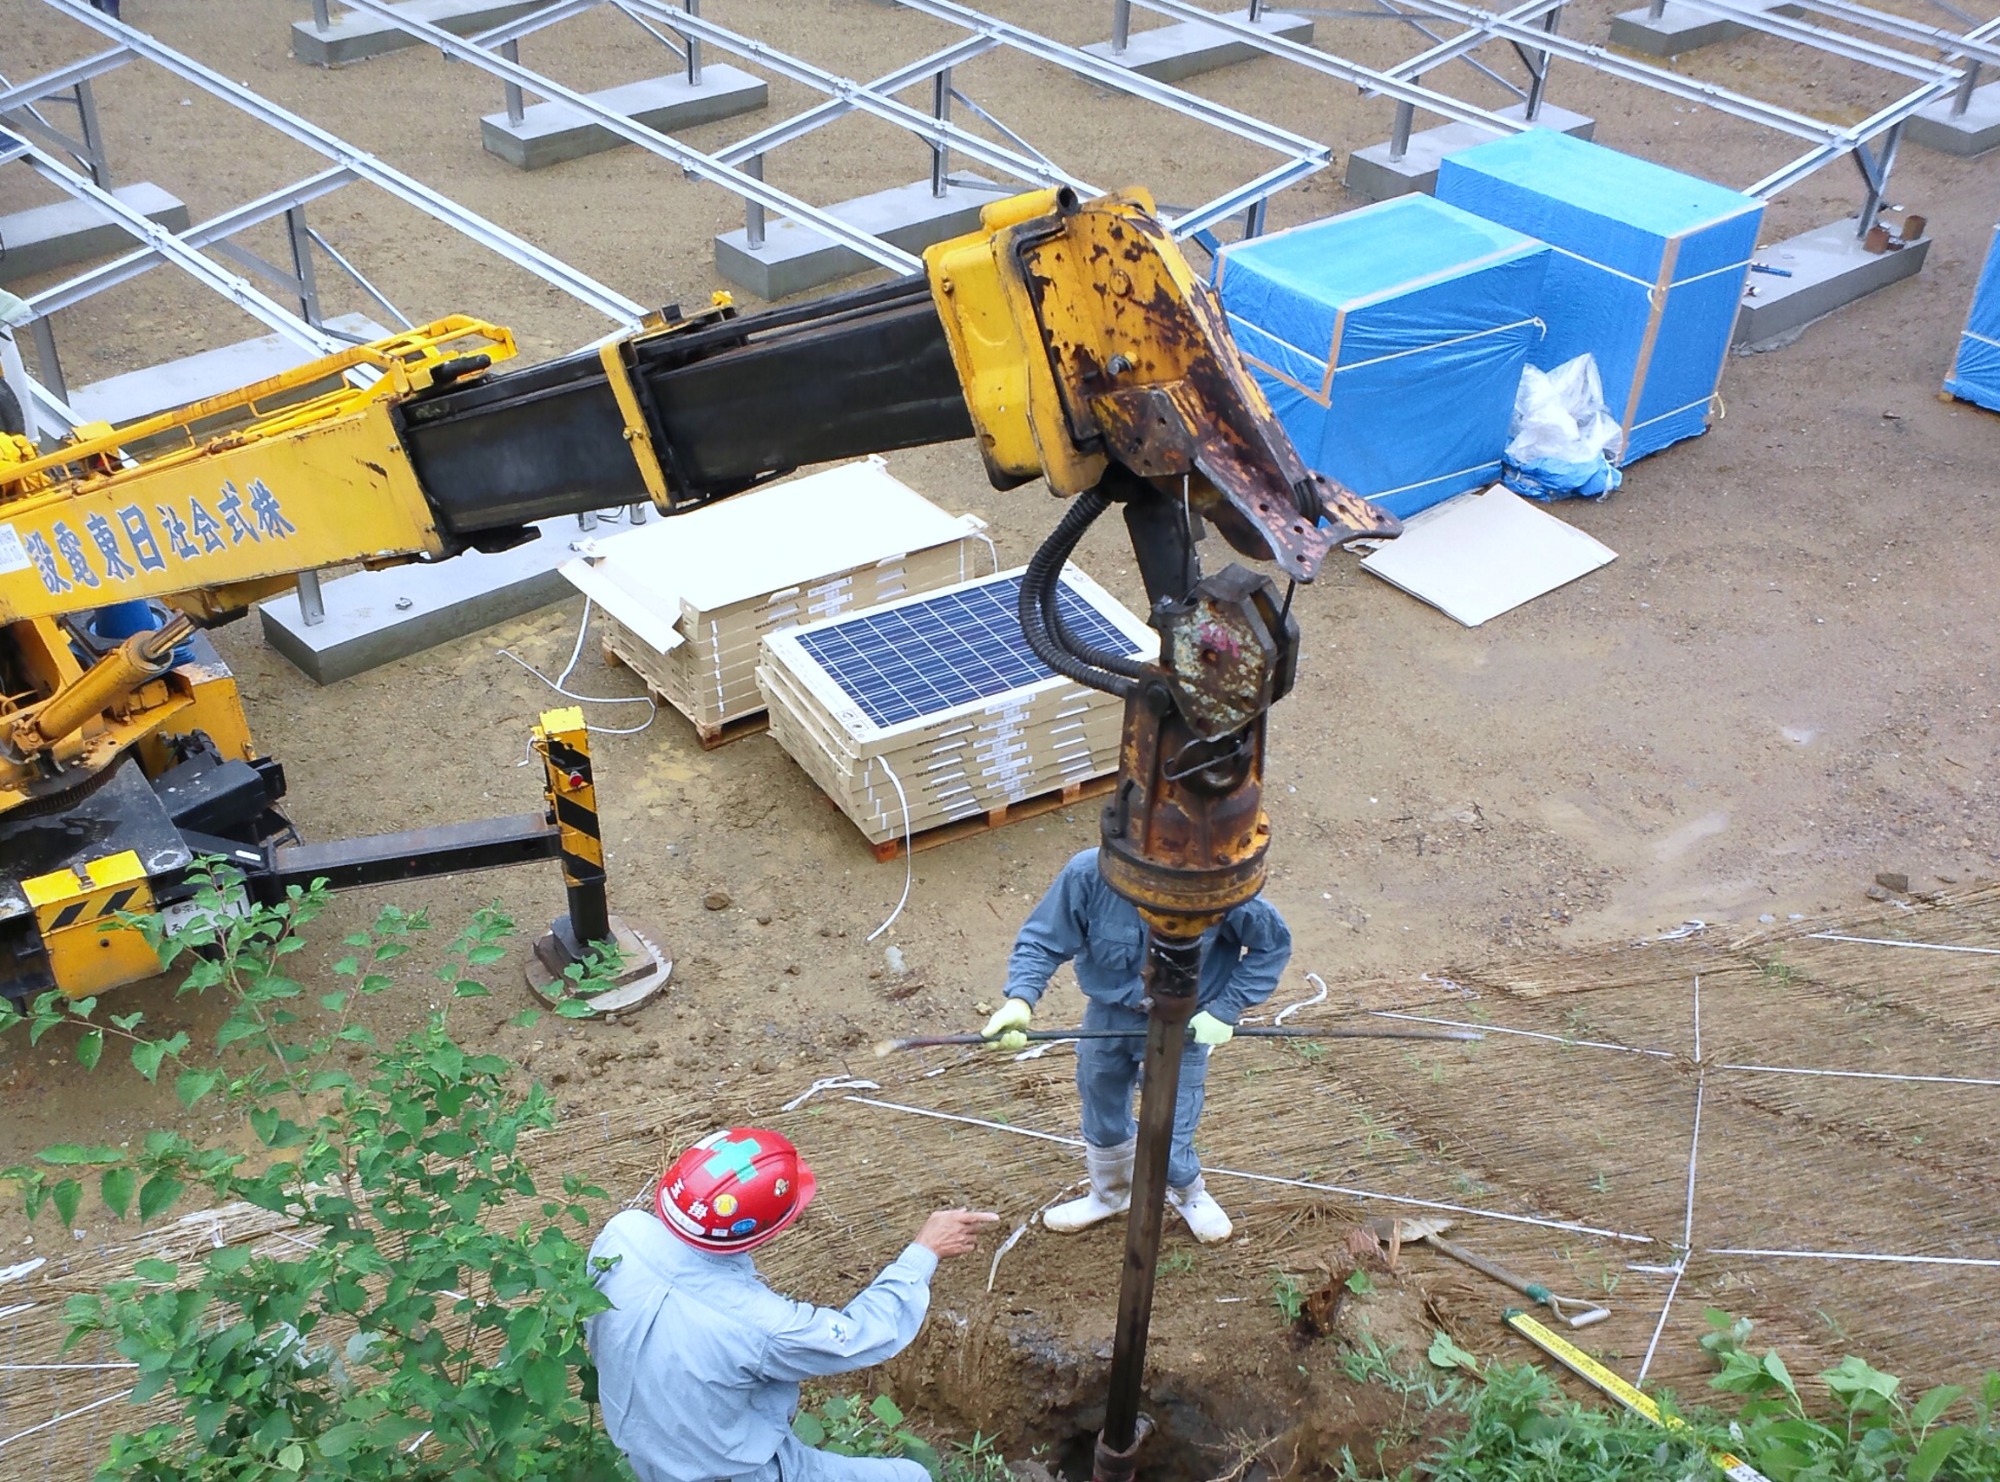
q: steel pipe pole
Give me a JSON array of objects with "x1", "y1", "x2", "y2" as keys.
[{"x1": 1093, "y1": 930, "x2": 1204, "y2": 1481}]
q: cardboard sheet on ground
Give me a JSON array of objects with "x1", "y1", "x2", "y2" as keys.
[{"x1": 1359, "y1": 485, "x2": 1615, "y2": 626}]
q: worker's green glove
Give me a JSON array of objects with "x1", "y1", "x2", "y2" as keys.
[
  {"x1": 1189, "y1": 1011, "x2": 1234, "y2": 1047},
  {"x1": 981, "y1": 997, "x2": 1032, "y2": 1052}
]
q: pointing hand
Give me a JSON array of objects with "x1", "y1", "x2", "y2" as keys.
[{"x1": 916, "y1": 1209, "x2": 1000, "y2": 1258}]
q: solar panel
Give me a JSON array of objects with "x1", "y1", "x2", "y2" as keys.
[{"x1": 792, "y1": 573, "x2": 1144, "y2": 729}]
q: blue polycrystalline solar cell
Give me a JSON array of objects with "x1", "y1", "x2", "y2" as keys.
[{"x1": 794, "y1": 574, "x2": 1140, "y2": 730}]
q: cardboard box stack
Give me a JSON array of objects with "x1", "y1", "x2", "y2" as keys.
[{"x1": 558, "y1": 459, "x2": 987, "y2": 744}]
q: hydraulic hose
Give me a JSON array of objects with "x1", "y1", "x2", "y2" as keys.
[{"x1": 1018, "y1": 487, "x2": 1142, "y2": 698}]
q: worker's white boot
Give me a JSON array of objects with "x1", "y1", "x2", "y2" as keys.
[
  {"x1": 1167, "y1": 1176, "x2": 1233, "y2": 1245},
  {"x1": 1043, "y1": 1138, "x2": 1135, "y2": 1233}
]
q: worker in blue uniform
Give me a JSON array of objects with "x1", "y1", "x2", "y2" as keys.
[
  {"x1": 586, "y1": 1127, "x2": 996, "y2": 1482},
  {"x1": 981, "y1": 846, "x2": 1292, "y2": 1244}
]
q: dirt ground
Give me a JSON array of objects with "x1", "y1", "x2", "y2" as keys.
[{"x1": 3, "y1": 0, "x2": 2000, "y2": 1469}]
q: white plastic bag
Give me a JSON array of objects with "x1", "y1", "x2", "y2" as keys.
[
  {"x1": 1506, "y1": 354, "x2": 1622, "y2": 465},
  {"x1": 1502, "y1": 354, "x2": 1623, "y2": 500}
]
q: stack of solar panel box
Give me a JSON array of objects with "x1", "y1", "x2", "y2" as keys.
[
  {"x1": 757, "y1": 566, "x2": 1155, "y2": 850},
  {"x1": 557, "y1": 459, "x2": 988, "y2": 745}
]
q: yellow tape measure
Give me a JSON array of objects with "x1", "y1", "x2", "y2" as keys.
[{"x1": 1503, "y1": 1310, "x2": 1773, "y2": 1482}]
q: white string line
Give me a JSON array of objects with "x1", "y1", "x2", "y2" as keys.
[
  {"x1": 0, "y1": 1363, "x2": 137, "y2": 1372},
  {"x1": 1367, "y1": 1009, "x2": 1677, "y2": 1061},
  {"x1": 1639, "y1": 973, "x2": 1705, "y2": 1386},
  {"x1": 843, "y1": 1097, "x2": 1656, "y2": 1244},
  {"x1": 1716, "y1": 1063, "x2": 2000, "y2": 1088},
  {"x1": 865, "y1": 756, "x2": 912, "y2": 944},
  {"x1": 1804, "y1": 932, "x2": 2000, "y2": 955},
  {"x1": 1369, "y1": 1012, "x2": 2000, "y2": 1088},
  {"x1": 0, "y1": 1389, "x2": 128, "y2": 1451},
  {"x1": 498, "y1": 597, "x2": 658, "y2": 736},
  {"x1": 1704, "y1": 1248, "x2": 2000, "y2": 1268}
]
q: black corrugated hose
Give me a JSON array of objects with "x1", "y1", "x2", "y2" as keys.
[{"x1": 1018, "y1": 486, "x2": 1143, "y2": 698}]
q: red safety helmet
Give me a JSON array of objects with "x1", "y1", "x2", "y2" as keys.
[{"x1": 655, "y1": 1127, "x2": 817, "y2": 1254}]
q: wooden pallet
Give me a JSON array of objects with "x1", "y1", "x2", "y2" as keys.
[
  {"x1": 869, "y1": 773, "x2": 1116, "y2": 862},
  {"x1": 600, "y1": 637, "x2": 769, "y2": 750}
]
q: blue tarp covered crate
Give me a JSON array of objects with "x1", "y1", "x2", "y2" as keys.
[
  {"x1": 1945, "y1": 222, "x2": 2000, "y2": 412},
  {"x1": 1436, "y1": 130, "x2": 1762, "y2": 464},
  {"x1": 1214, "y1": 195, "x2": 1549, "y2": 519}
]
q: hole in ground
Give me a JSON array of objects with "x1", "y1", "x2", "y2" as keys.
[
  {"x1": 880, "y1": 1265, "x2": 1465, "y2": 1478},
  {"x1": 1048, "y1": 1389, "x2": 1281, "y2": 1482}
]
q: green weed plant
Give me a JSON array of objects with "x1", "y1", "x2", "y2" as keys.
[{"x1": 0, "y1": 865, "x2": 628, "y2": 1481}]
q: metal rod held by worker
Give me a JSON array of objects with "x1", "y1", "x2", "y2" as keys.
[{"x1": 876, "y1": 1025, "x2": 1485, "y2": 1054}]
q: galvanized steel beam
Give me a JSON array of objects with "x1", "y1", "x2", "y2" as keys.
[
  {"x1": 1126, "y1": 0, "x2": 1529, "y2": 130},
  {"x1": 25, "y1": 167, "x2": 358, "y2": 318},
  {"x1": 1636, "y1": 0, "x2": 1965, "y2": 81},
  {"x1": 885, "y1": 0, "x2": 1339, "y2": 158},
  {"x1": 18, "y1": 140, "x2": 343, "y2": 355},
  {"x1": 42, "y1": 0, "x2": 646, "y2": 325},
  {"x1": 617, "y1": 0, "x2": 1101, "y2": 192}
]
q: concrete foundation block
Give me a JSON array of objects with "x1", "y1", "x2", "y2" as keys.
[
  {"x1": 1734, "y1": 217, "x2": 1930, "y2": 348},
  {"x1": 1080, "y1": 8, "x2": 1313, "y2": 83},
  {"x1": 481, "y1": 67, "x2": 767, "y2": 170},
  {"x1": 715, "y1": 176, "x2": 1012, "y2": 300},
  {"x1": 0, "y1": 183, "x2": 189, "y2": 286},
  {"x1": 260, "y1": 518, "x2": 596, "y2": 684},
  {"x1": 292, "y1": 0, "x2": 549, "y2": 66},
  {"x1": 1608, "y1": 0, "x2": 1803, "y2": 56},
  {"x1": 70, "y1": 313, "x2": 387, "y2": 429},
  {"x1": 1344, "y1": 103, "x2": 1594, "y2": 202},
  {"x1": 1906, "y1": 81, "x2": 2000, "y2": 157}
]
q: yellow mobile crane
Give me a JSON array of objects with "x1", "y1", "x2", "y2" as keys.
[
  {"x1": 0, "y1": 186, "x2": 1397, "y2": 1478},
  {"x1": 0, "y1": 185, "x2": 1389, "y2": 999}
]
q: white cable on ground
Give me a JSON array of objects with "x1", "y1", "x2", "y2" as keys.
[
  {"x1": 498, "y1": 597, "x2": 657, "y2": 737},
  {"x1": 779, "y1": 1075, "x2": 881, "y2": 1113},
  {"x1": 971, "y1": 529, "x2": 1001, "y2": 576},
  {"x1": 1273, "y1": 971, "x2": 1328, "y2": 1025},
  {"x1": 865, "y1": 756, "x2": 913, "y2": 944}
]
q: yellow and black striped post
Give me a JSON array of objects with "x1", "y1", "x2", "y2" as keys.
[{"x1": 533, "y1": 706, "x2": 612, "y2": 957}]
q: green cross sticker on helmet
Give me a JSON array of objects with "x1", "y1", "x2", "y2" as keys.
[{"x1": 701, "y1": 1135, "x2": 764, "y2": 1182}]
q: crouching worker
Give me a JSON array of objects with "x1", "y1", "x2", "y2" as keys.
[
  {"x1": 983, "y1": 847, "x2": 1291, "y2": 1244},
  {"x1": 587, "y1": 1127, "x2": 997, "y2": 1482}
]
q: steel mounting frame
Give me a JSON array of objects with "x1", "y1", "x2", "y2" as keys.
[
  {"x1": 302, "y1": 0, "x2": 1333, "y2": 266},
  {"x1": 1099, "y1": 0, "x2": 1994, "y2": 239},
  {"x1": 11, "y1": 0, "x2": 655, "y2": 434}
]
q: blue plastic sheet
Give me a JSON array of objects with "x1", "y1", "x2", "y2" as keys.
[
  {"x1": 1945, "y1": 223, "x2": 2000, "y2": 412},
  {"x1": 1504, "y1": 455, "x2": 1622, "y2": 501},
  {"x1": 1215, "y1": 195, "x2": 1549, "y2": 519},
  {"x1": 1437, "y1": 131, "x2": 1763, "y2": 464}
]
